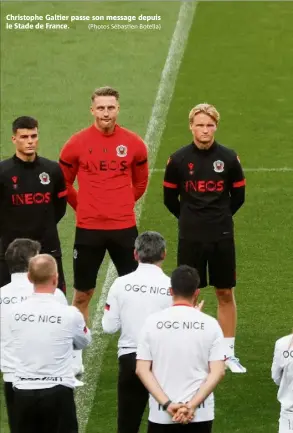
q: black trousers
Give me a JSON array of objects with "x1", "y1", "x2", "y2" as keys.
[
  {"x1": 3, "y1": 381, "x2": 16, "y2": 433},
  {"x1": 14, "y1": 385, "x2": 78, "y2": 433},
  {"x1": 118, "y1": 352, "x2": 149, "y2": 433},
  {"x1": 148, "y1": 420, "x2": 213, "y2": 433},
  {"x1": 0, "y1": 256, "x2": 66, "y2": 293}
]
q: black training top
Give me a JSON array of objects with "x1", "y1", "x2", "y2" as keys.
[
  {"x1": 0, "y1": 155, "x2": 67, "y2": 257},
  {"x1": 163, "y1": 141, "x2": 246, "y2": 242}
]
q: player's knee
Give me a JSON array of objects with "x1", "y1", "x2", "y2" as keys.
[{"x1": 215, "y1": 288, "x2": 234, "y2": 304}]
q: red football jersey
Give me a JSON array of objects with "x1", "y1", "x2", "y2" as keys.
[{"x1": 59, "y1": 124, "x2": 148, "y2": 230}]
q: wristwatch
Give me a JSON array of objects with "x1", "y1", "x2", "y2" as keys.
[{"x1": 162, "y1": 400, "x2": 172, "y2": 411}]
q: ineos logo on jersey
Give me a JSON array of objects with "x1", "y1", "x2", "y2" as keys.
[
  {"x1": 84, "y1": 160, "x2": 128, "y2": 172},
  {"x1": 156, "y1": 321, "x2": 205, "y2": 330},
  {"x1": 185, "y1": 180, "x2": 224, "y2": 193},
  {"x1": 11, "y1": 192, "x2": 51, "y2": 205},
  {"x1": 99, "y1": 160, "x2": 127, "y2": 171},
  {"x1": 283, "y1": 350, "x2": 293, "y2": 358}
]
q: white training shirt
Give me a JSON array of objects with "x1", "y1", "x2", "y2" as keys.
[
  {"x1": 272, "y1": 334, "x2": 293, "y2": 415},
  {"x1": 102, "y1": 263, "x2": 172, "y2": 357},
  {"x1": 0, "y1": 272, "x2": 67, "y2": 382},
  {"x1": 7, "y1": 292, "x2": 91, "y2": 390},
  {"x1": 137, "y1": 305, "x2": 225, "y2": 424}
]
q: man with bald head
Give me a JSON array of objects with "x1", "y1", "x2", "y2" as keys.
[{"x1": 7, "y1": 254, "x2": 92, "y2": 433}]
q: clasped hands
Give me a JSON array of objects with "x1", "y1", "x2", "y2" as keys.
[{"x1": 166, "y1": 402, "x2": 196, "y2": 424}]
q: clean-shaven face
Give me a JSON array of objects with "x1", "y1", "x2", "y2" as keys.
[
  {"x1": 190, "y1": 112, "x2": 217, "y2": 149},
  {"x1": 12, "y1": 128, "x2": 39, "y2": 156},
  {"x1": 91, "y1": 95, "x2": 120, "y2": 133}
]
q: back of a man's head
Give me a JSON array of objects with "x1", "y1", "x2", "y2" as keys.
[
  {"x1": 171, "y1": 265, "x2": 200, "y2": 298},
  {"x1": 28, "y1": 254, "x2": 58, "y2": 288},
  {"x1": 5, "y1": 238, "x2": 41, "y2": 274},
  {"x1": 134, "y1": 231, "x2": 166, "y2": 264}
]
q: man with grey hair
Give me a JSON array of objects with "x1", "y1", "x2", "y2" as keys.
[{"x1": 102, "y1": 231, "x2": 172, "y2": 433}]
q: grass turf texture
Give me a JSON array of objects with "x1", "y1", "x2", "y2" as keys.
[{"x1": 1, "y1": 1, "x2": 293, "y2": 433}]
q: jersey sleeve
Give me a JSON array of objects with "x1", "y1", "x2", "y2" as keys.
[
  {"x1": 71, "y1": 307, "x2": 92, "y2": 350},
  {"x1": 136, "y1": 318, "x2": 153, "y2": 361},
  {"x1": 271, "y1": 340, "x2": 283, "y2": 386},
  {"x1": 229, "y1": 154, "x2": 246, "y2": 215},
  {"x1": 101, "y1": 279, "x2": 121, "y2": 334},
  {"x1": 59, "y1": 136, "x2": 79, "y2": 210},
  {"x1": 132, "y1": 137, "x2": 149, "y2": 201},
  {"x1": 163, "y1": 156, "x2": 180, "y2": 218},
  {"x1": 52, "y1": 164, "x2": 67, "y2": 223},
  {"x1": 208, "y1": 320, "x2": 225, "y2": 362}
]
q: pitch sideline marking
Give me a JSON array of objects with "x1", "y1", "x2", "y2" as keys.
[{"x1": 75, "y1": 2, "x2": 198, "y2": 432}]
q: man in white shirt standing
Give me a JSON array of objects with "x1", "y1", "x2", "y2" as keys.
[
  {"x1": 136, "y1": 265, "x2": 226, "y2": 433},
  {"x1": 0, "y1": 238, "x2": 67, "y2": 432},
  {"x1": 272, "y1": 332, "x2": 293, "y2": 433},
  {"x1": 102, "y1": 231, "x2": 173, "y2": 433},
  {"x1": 8, "y1": 254, "x2": 91, "y2": 433}
]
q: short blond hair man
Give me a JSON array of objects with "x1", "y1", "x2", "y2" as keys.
[
  {"x1": 9, "y1": 254, "x2": 91, "y2": 433},
  {"x1": 163, "y1": 103, "x2": 246, "y2": 373}
]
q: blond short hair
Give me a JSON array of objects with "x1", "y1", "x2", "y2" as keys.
[
  {"x1": 28, "y1": 254, "x2": 57, "y2": 285},
  {"x1": 91, "y1": 86, "x2": 119, "y2": 102},
  {"x1": 189, "y1": 103, "x2": 220, "y2": 125}
]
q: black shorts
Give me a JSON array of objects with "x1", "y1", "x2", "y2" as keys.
[
  {"x1": 178, "y1": 238, "x2": 236, "y2": 289},
  {"x1": 14, "y1": 385, "x2": 78, "y2": 433},
  {"x1": 148, "y1": 420, "x2": 213, "y2": 433},
  {"x1": 74, "y1": 226, "x2": 138, "y2": 291}
]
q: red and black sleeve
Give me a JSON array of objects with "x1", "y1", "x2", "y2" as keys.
[
  {"x1": 59, "y1": 137, "x2": 79, "y2": 210},
  {"x1": 229, "y1": 155, "x2": 246, "y2": 215},
  {"x1": 132, "y1": 138, "x2": 149, "y2": 201},
  {"x1": 163, "y1": 157, "x2": 180, "y2": 218},
  {"x1": 53, "y1": 164, "x2": 67, "y2": 223}
]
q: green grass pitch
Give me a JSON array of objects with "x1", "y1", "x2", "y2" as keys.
[{"x1": 1, "y1": 2, "x2": 293, "y2": 433}]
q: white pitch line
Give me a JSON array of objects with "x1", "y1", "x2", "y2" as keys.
[
  {"x1": 152, "y1": 167, "x2": 293, "y2": 173},
  {"x1": 75, "y1": 2, "x2": 198, "y2": 431}
]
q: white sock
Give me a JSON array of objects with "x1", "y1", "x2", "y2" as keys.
[{"x1": 224, "y1": 337, "x2": 235, "y2": 358}]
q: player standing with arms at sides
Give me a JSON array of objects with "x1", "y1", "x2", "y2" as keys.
[
  {"x1": 136, "y1": 265, "x2": 226, "y2": 433},
  {"x1": 102, "y1": 231, "x2": 173, "y2": 433},
  {"x1": 163, "y1": 104, "x2": 246, "y2": 373},
  {"x1": 0, "y1": 239, "x2": 67, "y2": 433},
  {"x1": 8, "y1": 254, "x2": 91, "y2": 433},
  {"x1": 59, "y1": 86, "x2": 149, "y2": 323},
  {"x1": 272, "y1": 331, "x2": 293, "y2": 433},
  {"x1": 0, "y1": 116, "x2": 67, "y2": 292}
]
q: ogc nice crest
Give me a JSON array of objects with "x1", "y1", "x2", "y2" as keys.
[
  {"x1": 213, "y1": 160, "x2": 224, "y2": 173},
  {"x1": 39, "y1": 172, "x2": 50, "y2": 185},
  {"x1": 116, "y1": 145, "x2": 127, "y2": 158}
]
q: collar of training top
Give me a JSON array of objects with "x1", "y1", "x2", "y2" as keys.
[
  {"x1": 172, "y1": 302, "x2": 193, "y2": 308},
  {"x1": 138, "y1": 263, "x2": 164, "y2": 273},
  {"x1": 11, "y1": 272, "x2": 27, "y2": 281},
  {"x1": 191, "y1": 140, "x2": 217, "y2": 153},
  {"x1": 91, "y1": 123, "x2": 119, "y2": 137},
  {"x1": 13, "y1": 153, "x2": 39, "y2": 167}
]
